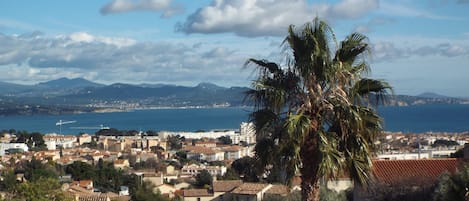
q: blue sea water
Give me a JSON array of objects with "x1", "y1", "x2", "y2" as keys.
[{"x1": 0, "y1": 104, "x2": 468, "y2": 134}]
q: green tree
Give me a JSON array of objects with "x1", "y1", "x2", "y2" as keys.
[
  {"x1": 167, "y1": 135, "x2": 184, "y2": 150},
  {"x1": 217, "y1": 135, "x2": 232, "y2": 145},
  {"x1": 231, "y1": 156, "x2": 259, "y2": 182},
  {"x1": 246, "y1": 18, "x2": 391, "y2": 201},
  {"x1": 195, "y1": 169, "x2": 213, "y2": 188},
  {"x1": 9, "y1": 177, "x2": 72, "y2": 201},
  {"x1": 0, "y1": 170, "x2": 18, "y2": 191},
  {"x1": 219, "y1": 168, "x2": 240, "y2": 180},
  {"x1": 65, "y1": 161, "x2": 95, "y2": 180},
  {"x1": 23, "y1": 157, "x2": 58, "y2": 182},
  {"x1": 133, "y1": 181, "x2": 169, "y2": 201},
  {"x1": 433, "y1": 166, "x2": 469, "y2": 201}
]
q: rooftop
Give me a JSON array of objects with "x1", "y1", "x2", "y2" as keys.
[
  {"x1": 213, "y1": 180, "x2": 243, "y2": 192},
  {"x1": 231, "y1": 183, "x2": 270, "y2": 195},
  {"x1": 372, "y1": 159, "x2": 464, "y2": 185}
]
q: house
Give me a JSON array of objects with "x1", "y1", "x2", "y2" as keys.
[
  {"x1": 185, "y1": 146, "x2": 225, "y2": 162},
  {"x1": 222, "y1": 145, "x2": 244, "y2": 160},
  {"x1": 155, "y1": 184, "x2": 177, "y2": 198},
  {"x1": 78, "y1": 134, "x2": 92, "y2": 145},
  {"x1": 71, "y1": 180, "x2": 94, "y2": 192},
  {"x1": 142, "y1": 172, "x2": 164, "y2": 187},
  {"x1": 183, "y1": 189, "x2": 213, "y2": 201},
  {"x1": 212, "y1": 180, "x2": 243, "y2": 201},
  {"x1": 181, "y1": 164, "x2": 227, "y2": 177},
  {"x1": 231, "y1": 183, "x2": 272, "y2": 201},
  {"x1": 113, "y1": 159, "x2": 130, "y2": 169},
  {"x1": 354, "y1": 158, "x2": 464, "y2": 201}
]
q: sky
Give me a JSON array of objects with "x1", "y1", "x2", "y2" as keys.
[{"x1": 0, "y1": 0, "x2": 468, "y2": 97}]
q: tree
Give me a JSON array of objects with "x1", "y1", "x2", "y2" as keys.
[
  {"x1": 23, "y1": 157, "x2": 58, "y2": 182},
  {"x1": 217, "y1": 135, "x2": 232, "y2": 145},
  {"x1": 167, "y1": 135, "x2": 184, "y2": 150},
  {"x1": 231, "y1": 156, "x2": 259, "y2": 182},
  {"x1": 8, "y1": 177, "x2": 72, "y2": 201},
  {"x1": 246, "y1": 18, "x2": 391, "y2": 201},
  {"x1": 132, "y1": 181, "x2": 169, "y2": 201},
  {"x1": 65, "y1": 161, "x2": 95, "y2": 180},
  {"x1": 433, "y1": 166, "x2": 469, "y2": 201},
  {"x1": 219, "y1": 168, "x2": 240, "y2": 180},
  {"x1": 195, "y1": 169, "x2": 213, "y2": 188}
]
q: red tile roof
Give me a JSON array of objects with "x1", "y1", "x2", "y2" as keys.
[
  {"x1": 231, "y1": 183, "x2": 270, "y2": 195},
  {"x1": 183, "y1": 189, "x2": 213, "y2": 197},
  {"x1": 213, "y1": 180, "x2": 242, "y2": 192},
  {"x1": 372, "y1": 159, "x2": 464, "y2": 185}
]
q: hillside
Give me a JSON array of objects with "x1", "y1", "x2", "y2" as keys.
[{"x1": 0, "y1": 78, "x2": 467, "y2": 115}]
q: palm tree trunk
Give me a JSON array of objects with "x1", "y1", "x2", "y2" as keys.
[{"x1": 300, "y1": 126, "x2": 321, "y2": 201}]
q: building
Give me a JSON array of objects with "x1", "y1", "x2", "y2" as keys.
[
  {"x1": 78, "y1": 134, "x2": 92, "y2": 145},
  {"x1": 354, "y1": 159, "x2": 465, "y2": 201},
  {"x1": 181, "y1": 164, "x2": 227, "y2": 177},
  {"x1": 0, "y1": 143, "x2": 29, "y2": 156},
  {"x1": 184, "y1": 146, "x2": 225, "y2": 162},
  {"x1": 43, "y1": 134, "x2": 77, "y2": 149},
  {"x1": 212, "y1": 180, "x2": 243, "y2": 201},
  {"x1": 183, "y1": 189, "x2": 213, "y2": 201},
  {"x1": 113, "y1": 159, "x2": 130, "y2": 170},
  {"x1": 231, "y1": 183, "x2": 272, "y2": 201}
]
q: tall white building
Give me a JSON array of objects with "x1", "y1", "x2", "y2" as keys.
[{"x1": 230, "y1": 122, "x2": 256, "y2": 145}]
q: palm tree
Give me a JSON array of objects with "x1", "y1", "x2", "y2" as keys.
[{"x1": 245, "y1": 18, "x2": 392, "y2": 201}]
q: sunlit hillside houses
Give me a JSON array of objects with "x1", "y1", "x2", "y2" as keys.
[{"x1": 159, "y1": 122, "x2": 256, "y2": 145}]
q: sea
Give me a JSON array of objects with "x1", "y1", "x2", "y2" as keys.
[{"x1": 0, "y1": 104, "x2": 468, "y2": 135}]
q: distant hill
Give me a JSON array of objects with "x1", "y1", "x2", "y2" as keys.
[
  {"x1": 0, "y1": 81, "x2": 31, "y2": 94},
  {"x1": 63, "y1": 82, "x2": 248, "y2": 107},
  {"x1": 417, "y1": 92, "x2": 449, "y2": 99},
  {"x1": 36, "y1": 77, "x2": 104, "y2": 88},
  {"x1": 1, "y1": 77, "x2": 469, "y2": 115}
]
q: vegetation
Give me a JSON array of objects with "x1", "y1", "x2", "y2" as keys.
[
  {"x1": 195, "y1": 169, "x2": 213, "y2": 188},
  {"x1": 167, "y1": 135, "x2": 185, "y2": 150},
  {"x1": 131, "y1": 181, "x2": 169, "y2": 201},
  {"x1": 246, "y1": 17, "x2": 391, "y2": 201},
  {"x1": 217, "y1": 135, "x2": 233, "y2": 144},
  {"x1": 5, "y1": 177, "x2": 72, "y2": 201},
  {"x1": 231, "y1": 156, "x2": 259, "y2": 182},
  {"x1": 11, "y1": 131, "x2": 47, "y2": 151},
  {"x1": 433, "y1": 166, "x2": 469, "y2": 201},
  {"x1": 432, "y1": 139, "x2": 459, "y2": 147}
]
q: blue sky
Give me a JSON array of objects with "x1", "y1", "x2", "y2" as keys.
[{"x1": 0, "y1": 0, "x2": 468, "y2": 97}]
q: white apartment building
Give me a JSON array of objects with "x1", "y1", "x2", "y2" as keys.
[{"x1": 181, "y1": 164, "x2": 227, "y2": 176}]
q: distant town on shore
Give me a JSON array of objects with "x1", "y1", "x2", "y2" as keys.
[{"x1": 1, "y1": 77, "x2": 468, "y2": 116}]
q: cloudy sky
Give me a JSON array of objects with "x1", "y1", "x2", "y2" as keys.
[{"x1": 0, "y1": 0, "x2": 468, "y2": 97}]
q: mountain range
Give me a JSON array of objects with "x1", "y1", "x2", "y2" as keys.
[{"x1": 0, "y1": 77, "x2": 467, "y2": 115}]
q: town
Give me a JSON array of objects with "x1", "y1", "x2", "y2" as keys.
[{"x1": 0, "y1": 122, "x2": 468, "y2": 201}]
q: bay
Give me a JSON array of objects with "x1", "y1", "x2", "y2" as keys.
[{"x1": 0, "y1": 104, "x2": 468, "y2": 134}]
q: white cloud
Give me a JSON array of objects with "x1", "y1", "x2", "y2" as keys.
[
  {"x1": 66, "y1": 32, "x2": 136, "y2": 48},
  {"x1": 372, "y1": 40, "x2": 469, "y2": 62},
  {"x1": 177, "y1": 0, "x2": 379, "y2": 37},
  {"x1": 331, "y1": 0, "x2": 379, "y2": 19},
  {"x1": 100, "y1": 0, "x2": 183, "y2": 17},
  {"x1": 0, "y1": 32, "x2": 252, "y2": 86}
]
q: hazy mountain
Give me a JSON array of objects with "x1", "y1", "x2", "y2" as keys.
[
  {"x1": 0, "y1": 81, "x2": 31, "y2": 94},
  {"x1": 1, "y1": 77, "x2": 468, "y2": 116},
  {"x1": 417, "y1": 92, "x2": 449, "y2": 99},
  {"x1": 64, "y1": 82, "x2": 247, "y2": 107},
  {"x1": 36, "y1": 77, "x2": 104, "y2": 88}
]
